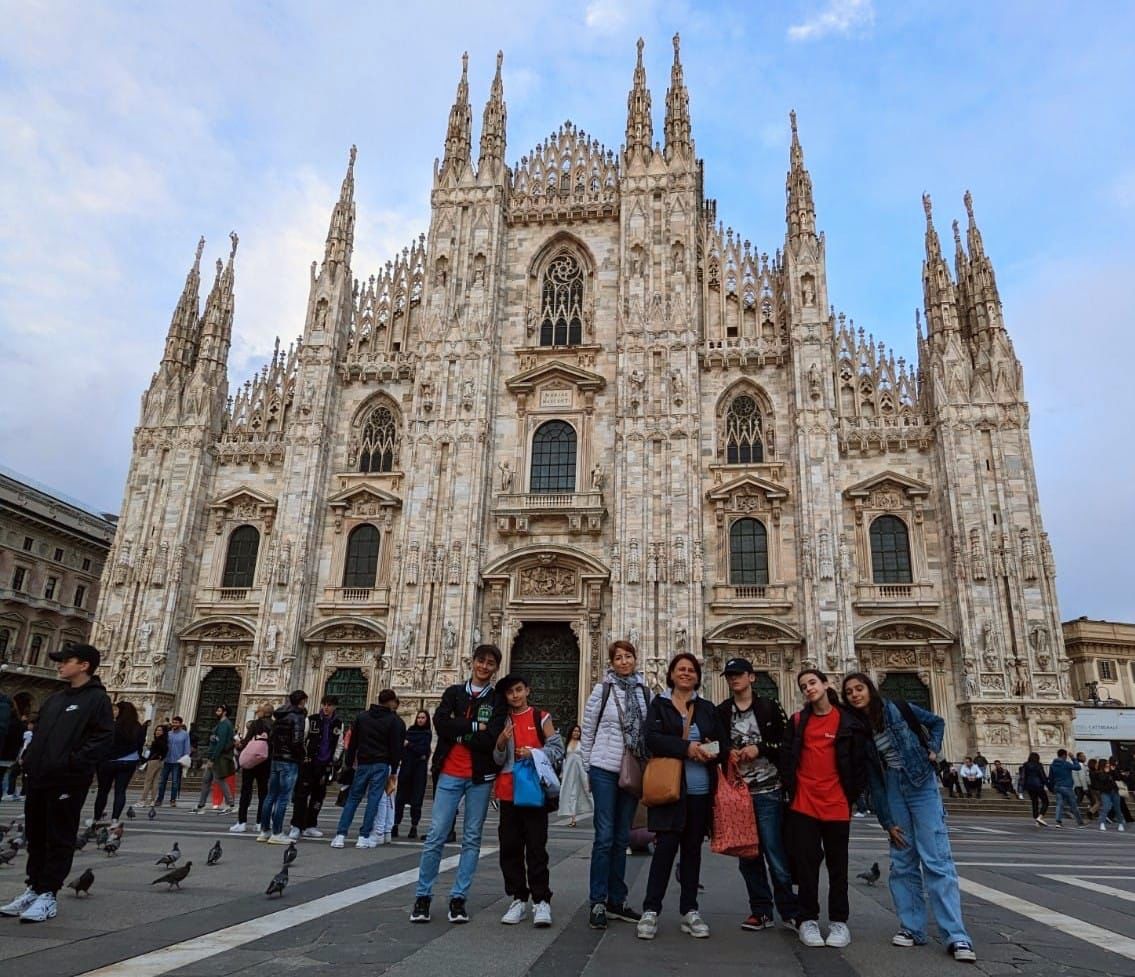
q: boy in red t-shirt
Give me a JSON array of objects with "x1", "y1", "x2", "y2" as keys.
[{"x1": 492, "y1": 674, "x2": 564, "y2": 929}]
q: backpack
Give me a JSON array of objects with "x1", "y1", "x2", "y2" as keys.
[
  {"x1": 598, "y1": 681, "x2": 652, "y2": 731},
  {"x1": 893, "y1": 699, "x2": 931, "y2": 753},
  {"x1": 238, "y1": 734, "x2": 269, "y2": 770}
]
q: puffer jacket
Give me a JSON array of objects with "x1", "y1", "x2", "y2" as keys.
[{"x1": 579, "y1": 673, "x2": 650, "y2": 773}]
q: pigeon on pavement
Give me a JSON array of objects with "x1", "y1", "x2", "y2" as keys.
[
  {"x1": 152, "y1": 862, "x2": 192, "y2": 889},
  {"x1": 857, "y1": 861, "x2": 881, "y2": 886},
  {"x1": 207, "y1": 841, "x2": 223, "y2": 866},
  {"x1": 0, "y1": 847, "x2": 17, "y2": 866},
  {"x1": 103, "y1": 837, "x2": 121, "y2": 856},
  {"x1": 148, "y1": 806, "x2": 157, "y2": 821},
  {"x1": 282, "y1": 841, "x2": 298, "y2": 866},
  {"x1": 95, "y1": 827, "x2": 110, "y2": 848},
  {"x1": 126, "y1": 806, "x2": 136, "y2": 820},
  {"x1": 68, "y1": 868, "x2": 95, "y2": 897},
  {"x1": 266, "y1": 865, "x2": 288, "y2": 898},
  {"x1": 156, "y1": 842, "x2": 181, "y2": 867}
]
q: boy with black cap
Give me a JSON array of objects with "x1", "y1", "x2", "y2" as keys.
[
  {"x1": 716, "y1": 656, "x2": 800, "y2": 931},
  {"x1": 410, "y1": 643, "x2": 508, "y2": 925},
  {"x1": 1, "y1": 644, "x2": 113, "y2": 923}
]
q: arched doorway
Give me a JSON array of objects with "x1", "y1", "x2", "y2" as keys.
[
  {"x1": 754, "y1": 671, "x2": 780, "y2": 702},
  {"x1": 879, "y1": 672, "x2": 931, "y2": 710},
  {"x1": 193, "y1": 667, "x2": 242, "y2": 745},
  {"x1": 510, "y1": 622, "x2": 580, "y2": 729},
  {"x1": 324, "y1": 668, "x2": 369, "y2": 721}
]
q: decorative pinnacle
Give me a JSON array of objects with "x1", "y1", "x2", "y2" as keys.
[
  {"x1": 496, "y1": 49, "x2": 503, "y2": 73},
  {"x1": 228, "y1": 230, "x2": 239, "y2": 259},
  {"x1": 922, "y1": 192, "x2": 933, "y2": 223},
  {"x1": 964, "y1": 189, "x2": 974, "y2": 221},
  {"x1": 952, "y1": 219, "x2": 963, "y2": 251},
  {"x1": 637, "y1": 36, "x2": 644, "y2": 62},
  {"x1": 195, "y1": 236, "x2": 205, "y2": 265},
  {"x1": 790, "y1": 109, "x2": 798, "y2": 137},
  {"x1": 462, "y1": 51, "x2": 469, "y2": 79},
  {"x1": 673, "y1": 32, "x2": 680, "y2": 58}
]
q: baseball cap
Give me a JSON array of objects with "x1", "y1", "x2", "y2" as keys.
[
  {"x1": 722, "y1": 657, "x2": 755, "y2": 675},
  {"x1": 49, "y1": 642, "x2": 101, "y2": 672}
]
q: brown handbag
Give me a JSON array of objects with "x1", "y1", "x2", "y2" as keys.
[
  {"x1": 612, "y1": 684, "x2": 645, "y2": 797},
  {"x1": 642, "y1": 702, "x2": 694, "y2": 807}
]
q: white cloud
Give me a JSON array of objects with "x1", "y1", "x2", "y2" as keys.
[
  {"x1": 788, "y1": 0, "x2": 875, "y2": 42},
  {"x1": 1113, "y1": 167, "x2": 1135, "y2": 209},
  {"x1": 585, "y1": 0, "x2": 632, "y2": 32}
]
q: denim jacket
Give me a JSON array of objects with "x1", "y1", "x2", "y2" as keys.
[{"x1": 863, "y1": 699, "x2": 945, "y2": 831}]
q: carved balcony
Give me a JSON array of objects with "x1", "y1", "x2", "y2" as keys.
[
  {"x1": 852, "y1": 582, "x2": 940, "y2": 614},
  {"x1": 709, "y1": 583, "x2": 792, "y2": 613},
  {"x1": 493, "y1": 491, "x2": 606, "y2": 536},
  {"x1": 315, "y1": 586, "x2": 391, "y2": 614},
  {"x1": 194, "y1": 587, "x2": 263, "y2": 614}
]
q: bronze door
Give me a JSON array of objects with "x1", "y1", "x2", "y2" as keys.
[
  {"x1": 324, "y1": 668, "x2": 369, "y2": 722},
  {"x1": 878, "y1": 672, "x2": 932, "y2": 710},
  {"x1": 510, "y1": 622, "x2": 580, "y2": 730},
  {"x1": 193, "y1": 667, "x2": 242, "y2": 746}
]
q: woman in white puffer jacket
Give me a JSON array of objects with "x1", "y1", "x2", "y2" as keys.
[{"x1": 580, "y1": 640, "x2": 651, "y2": 930}]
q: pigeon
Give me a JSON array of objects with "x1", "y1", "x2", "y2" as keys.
[
  {"x1": 152, "y1": 861, "x2": 192, "y2": 889},
  {"x1": 104, "y1": 837, "x2": 121, "y2": 856},
  {"x1": 148, "y1": 806, "x2": 157, "y2": 821},
  {"x1": 857, "y1": 861, "x2": 881, "y2": 886},
  {"x1": 266, "y1": 865, "x2": 288, "y2": 898},
  {"x1": 126, "y1": 805, "x2": 136, "y2": 820},
  {"x1": 110, "y1": 823, "x2": 125, "y2": 840},
  {"x1": 68, "y1": 868, "x2": 95, "y2": 897},
  {"x1": 95, "y1": 826, "x2": 110, "y2": 848},
  {"x1": 156, "y1": 842, "x2": 181, "y2": 867},
  {"x1": 282, "y1": 841, "x2": 297, "y2": 866},
  {"x1": 0, "y1": 847, "x2": 17, "y2": 866},
  {"x1": 207, "y1": 840, "x2": 223, "y2": 866}
]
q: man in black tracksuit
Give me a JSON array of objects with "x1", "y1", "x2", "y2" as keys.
[
  {"x1": 332, "y1": 690, "x2": 405, "y2": 847},
  {"x1": 1, "y1": 644, "x2": 113, "y2": 923},
  {"x1": 289, "y1": 695, "x2": 344, "y2": 839}
]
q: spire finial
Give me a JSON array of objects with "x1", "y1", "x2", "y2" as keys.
[
  {"x1": 922, "y1": 192, "x2": 933, "y2": 223},
  {"x1": 673, "y1": 32, "x2": 680, "y2": 58},
  {"x1": 479, "y1": 49, "x2": 507, "y2": 177},
  {"x1": 785, "y1": 110, "x2": 815, "y2": 242},
  {"x1": 496, "y1": 49, "x2": 503, "y2": 72},
  {"x1": 637, "y1": 36, "x2": 644, "y2": 61},
  {"x1": 195, "y1": 236, "x2": 205, "y2": 265},
  {"x1": 790, "y1": 108, "x2": 798, "y2": 138},
  {"x1": 462, "y1": 50, "x2": 469, "y2": 78},
  {"x1": 964, "y1": 188, "x2": 974, "y2": 221},
  {"x1": 441, "y1": 52, "x2": 473, "y2": 180},
  {"x1": 951, "y1": 218, "x2": 963, "y2": 251},
  {"x1": 228, "y1": 230, "x2": 239, "y2": 259},
  {"x1": 664, "y1": 31, "x2": 692, "y2": 162},
  {"x1": 625, "y1": 37, "x2": 653, "y2": 160}
]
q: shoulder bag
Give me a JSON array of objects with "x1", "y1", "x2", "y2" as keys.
[
  {"x1": 642, "y1": 701, "x2": 693, "y2": 807},
  {"x1": 608, "y1": 684, "x2": 645, "y2": 798}
]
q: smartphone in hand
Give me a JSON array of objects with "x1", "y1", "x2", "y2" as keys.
[{"x1": 700, "y1": 741, "x2": 720, "y2": 757}]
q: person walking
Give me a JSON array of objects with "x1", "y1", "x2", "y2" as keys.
[
  {"x1": 842, "y1": 673, "x2": 977, "y2": 963},
  {"x1": 579, "y1": 639, "x2": 650, "y2": 931},
  {"x1": 138, "y1": 722, "x2": 168, "y2": 807},
  {"x1": 0, "y1": 692, "x2": 18, "y2": 802},
  {"x1": 156, "y1": 717, "x2": 190, "y2": 807},
  {"x1": 194, "y1": 705, "x2": 236, "y2": 815},
  {"x1": 493, "y1": 674, "x2": 564, "y2": 928},
  {"x1": 715, "y1": 656, "x2": 799, "y2": 932},
  {"x1": 410, "y1": 644, "x2": 507, "y2": 925},
  {"x1": 1108, "y1": 758, "x2": 1133, "y2": 822},
  {"x1": 1072, "y1": 752, "x2": 1090, "y2": 805},
  {"x1": 393, "y1": 710, "x2": 432, "y2": 839},
  {"x1": 290, "y1": 695, "x2": 343, "y2": 840},
  {"x1": 1021, "y1": 753, "x2": 1050, "y2": 826},
  {"x1": 0, "y1": 644, "x2": 113, "y2": 923},
  {"x1": 636, "y1": 653, "x2": 722, "y2": 942},
  {"x1": 958, "y1": 758, "x2": 983, "y2": 799},
  {"x1": 231, "y1": 702, "x2": 273, "y2": 833},
  {"x1": 92, "y1": 700, "x2": 146, "y2": 823},
  {"x1": 1049, "y1": 750, "x2": 1086, "y2": 827},
  {"x1": 259, "y1": 690, "x2": 308, "y2": 843},
  {"x1": 783, "y1": 668, "x2": 866, "y2": 951},
  {"x1": 1093, "y1": 759, "x2": 1128, "y2": 831},
  {"x1": 558, "y1": 724, "x2": 592, "y2": 827},
  {"x1": 332, "y1": 689, "x2": 404, "y2": 849}
]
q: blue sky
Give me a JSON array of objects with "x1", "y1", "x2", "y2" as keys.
[{"x1": 1, "y1": 1, "x2": 1132, "y2": 620}]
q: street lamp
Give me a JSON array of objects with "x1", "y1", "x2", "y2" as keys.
[{"x1": 1085, "y1": 680, "x2": 1100, "y2": 705}]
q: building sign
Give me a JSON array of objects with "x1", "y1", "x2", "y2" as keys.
[{"x1": 1073, "y1": 708, "x2": 1135, "y2": 741}]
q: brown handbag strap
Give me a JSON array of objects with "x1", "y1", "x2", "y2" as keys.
[{"x1": 677, "y1": 698, "x2": 694, "y2": 741}]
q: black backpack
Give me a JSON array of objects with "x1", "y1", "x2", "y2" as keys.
[{"x1": 893, "y1": 699, "x2": 931, "y2": 754}]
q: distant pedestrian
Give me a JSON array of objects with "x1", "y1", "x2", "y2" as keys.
[
  {"x1": 990, "y1": 761, "x2": 1014, "y2": 798},
  {"x1": 959, "y1": 758, "x2": 982, "y2": 799},
  {"x1": 1048, "y1": 750, "x2": 1085, "y2": 827},
  {"x1": 393, "y1": 711, "x2": 432, "y2": 839},
  {"x1": 558, "y1": 724, "x2": 592, "y2": 827},
  {"x1": 1020, "y1": 753, "x2": 1050, "y2": 826},
  {"x1": 941, "y1": 764, "x2": 964, "y2": 799},
  {"x1": 290, "y1": 695, "x2": 343, "y2": 840},
  {"x1": 93, "y1": 700, "x2": 146, "y2": 823},
  {"x1": 231, "y1": 702, "x2": 273, "y2": 833},
  {"x1": 332, "y1": 689, "x2": 403, "y2": 848},
  {"x1": 139, "y1": 723, "x2": 168, "y2": 806},
  {"x1": 1109, "y1": 758, "x2": 1133, "y2": 823},
  {"x1": 1072, "y1": 752, "x2": 1090, "y2": 803},
  {"x1": 194, "y1": 705, "x2": 236, "y2": 814},
  {"x1": 1092, "y1": 759, "x2": 1128, "y2": 831},
  {"x1": 156, "y1": 716, "x2": 190, "y2": 806},
  {"x1": 260, "y1": 691, "x2": 308, "y2": 843}
]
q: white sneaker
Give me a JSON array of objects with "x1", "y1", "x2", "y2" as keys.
[
  {"x1": 853, "y1": 811, "x2": 867, "y2": 818},
  {"x1": 18, "y1": 892, "x2": 57, "y2": 923},
  {"x1": 1120, "y1": 823, "x2": 1127, "y2": 832},
  {"x1": 217, "y1": 806, "x2": 232, "y2": 815},
  {"x1": 229, "y1": 822, "x2": 248, "y2": 833},
  {"x1": 287, "y1": 827, "x2": 301, "y2": 841},
  {"x1": 501, "y1": 898, "x2": 528, "y2": 924},
  {"x1": 356, "y1": 836, "x2": 378, "y2": 849},
  {"x1": 799, "y1": 919, "x2": 825, "y2": 947},
  {"x1": 369, "y1": 832, "x2": 386, "y2": 846},
  {"x1": 267, "y1": 834, "x2": 291, "y2": 845},
  {"x1": 0, "y1": 887, "x2": 38, "y2": 917},
  {"x1": 826, "y1": 921, "x2": 851, "y2": 947},
  {"x1": 681, "y1": 910, "x2": 710, "y2": 938},
  {"x1": 384, "y1": 832, "x2": 392, "y2": 845},
  {"x1": 302, "y1": 828, "x2": 323, "y2": 839},
  {"x1": 533, "y1": 901, "x2": 552, "y2": 928},
  {"x1": 1100, "y1": 823, "x2": 1107, "y2": 831},
  {"x1": 330, "y1": 834, "x2": 346, "y2": 849},
  {"x1": 636, "y1": 910, "x2": 659, "y2": 940},
  {"x1": 256, "y1": 830, "x2": 271, "y2": 842}
]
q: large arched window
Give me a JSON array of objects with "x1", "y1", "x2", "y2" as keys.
[
  {"x1": 358, "y1": 404, "x2": 398, "y2": 474},
  {"x1": 530, "y1": 420, "x2": 577, "y2": 493},
  {"x1": 725, "y1": 394, "x2": 764, "y2": 464},
  {"x1": 870, "y1": 515, "x2": 913, "y2": 583},
  {"x1": 222, "y1": 525, "x2": 260, "y2": 589},
  {"x1": 342, "y1": 524, "x2": 380, "y2": 588},
  {"x1": 729, "y1": 518, "x2": 769, "y2": 585},
  {"x1": 539, "y1": 253, "x2": 584, "y2": 347}
]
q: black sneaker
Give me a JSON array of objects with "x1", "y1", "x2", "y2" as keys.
[
  {"x1": 391, "y1": 826, "x2": 399, "y2": 838},
  {"x1": 589, "y1": 903, "x2": 608, "y2": 930},
  {"x1": 448, "y1": 897, "x2": 469, "y2": 923},
  {"x1": 741, "y1": 913, "x2": 775, "y2": 931},
  {"x1": 408, "y1": 825, "x2": 418, "y2": 839},
  {"x1": 605, "y1": 902, "x2": 642, "y2": 923},
  {"x1": 410, "y1": 896, "x2": 431, "y2": 923}
]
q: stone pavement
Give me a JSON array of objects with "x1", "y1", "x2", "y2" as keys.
[{"x1": 0, "y1": 794, "x2": 1132, "y2": 977}]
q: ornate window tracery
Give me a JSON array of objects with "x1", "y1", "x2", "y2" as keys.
[
  {"x1": 869, "y1": 515, "x2": 912, "y2": 583},
  {"x1": 725, "y1": 395, "x2": 764, "y2": 464},
  {"x1": 539, "y1": 253, "x2": 584, "y2": 347},
  {"x1": 729, "y1": 518, "x2": 769, "y2": 585},
  {"x1": 530, "y1": 420, "x2": 577, "y2": 493},
  {"x1": 342, "y1": 524, "x2": 380, "y2": 588},
  {"x1": 222, "y1": 525, "x2": 260, "y2": 589},
  {"x1": 358, "y1": 404, "x2": 399, "y2": 474}
]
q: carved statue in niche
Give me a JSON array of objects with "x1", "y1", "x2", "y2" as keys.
[
  {"x1": 1029, "y1": 624, "x2": 1051, "y2": 671},
  {"x1": 498, "y1": 461, "x2": 513, "y2": 492},
  {"x1": 969, "y1": 528, "x2": 987, "y2": 581},
  {"x1": 801, "y1": 538, "x2": 813, "y2": 579},
  {"x1": 151, "y1": 542, "x2": 168, "y2": 587},
  {"x1": 963, "y1": 663, "x2": 979, "y2": 699},
  {"x1": 823, "y1": 623, "x2": 838, "y2": 671},
  {"x1": 448, "y1": 544, "x2": 462, "y2": 585},
  {"x1": 398, "y1": 624, "x2": 415, "y2": 666},
  {"x1": 808, "y1": 363, "x2": 822, "y2": 400},
  {"x1": 627, "y1": 539, "x2": 641, "y2": 584},
  {"x1": 1020, "y1": 528, "x2": 1039, "y2": 581},
  {"x1": 591, "y1": 463, "x2": 604, "y2": 491},
  {"x1": 136, "y1": 621, "x2": 153, "y2": 652},
  {"x1": 838, "y1": 535, "x2": 852, "y2": 577},
  {"x1": 646, "y1": 544, "x2": 659, "y2": 583},
  {"x1": 405, "y1": 540, "x2": 419, "y2": 586},
  {"x1": 443, "y1": 620, "x2": 457, "y2": 651},
  {"x1": 979, "y1": 620, "x2": 999, "y2": 671},
  {"x1": 461, "y1": 378, "x2": 475, "y2": 409},
  {"x1": 1040, "y1": 533, "x2": 1056, "y2": 578},
  {"x1": 818, "y1": 529, "x2": 834, "y2": 581},
  {"x1": 674, "y1": 625, "x2": 688, "y2": 653},
  {"x1": 1058, "y1": 657, "x2": 1071, "y2": 697},
  {"x1": 265, "y1": 623, "x2": 278, "y2": 653},
  {"x1": 801, "y1": 275, "x2": 816, "y2": 307},
  {"x1": 1011, "y1": 657, "x2": 1030, "y2": 697},
  {"x1": 472, "y1": 253, "x2": 486, "y2": 286},
  {"x1": 669, "y1": 368, "x2": 685, "y2": 396},
  {"x1": 992, "y1": 535, "x2": 1008, "y2": 578},
  {"x1": 671, "y1": 536, "x2": 687, "y2": 584},
  {"x1": 629, "y1": 624, "x2": 641, "y2": 649}
]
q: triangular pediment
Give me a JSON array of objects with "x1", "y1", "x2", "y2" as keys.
[
  {"x1": 844, "y1": 470, "x2": 931, "y2": 499},
  {"x1": 505, "y1": 360, "x2": 606, "y2": 393},
  {"x1": 706, "y1": 473, "x2": 790, "y2": 503},
  {"x1": 209, "y1": 486, "x2": 277, "y2": 510},
  {"x1": 327, "y1": 483, "x2": 402, "y2": 509}
]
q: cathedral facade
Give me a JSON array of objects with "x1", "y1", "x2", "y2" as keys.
[{"x1": 93, "y1": 38, "x2": 1071, "y2": 759}]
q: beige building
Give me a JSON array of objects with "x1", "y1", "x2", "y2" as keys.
[
  {"x1": 94, "y1": 38, "x2": 1070, "y2": 760},
  {"x1": 1063, "y1": 617, "x2": 1135, "y2": 707}
]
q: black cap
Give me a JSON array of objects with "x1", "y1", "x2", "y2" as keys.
[
  {"x1": 49, "y1": 642, "x2": 100, "y2": 673},
  {"x1": 722, "y1": 657, "x2": 754, "y2": 675}
]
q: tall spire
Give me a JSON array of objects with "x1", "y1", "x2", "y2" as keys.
[
  {"x1": 785, "y1": 110, "x2": 816, "y2": 243},
  {"x1": 323, "y1": 145, "x2": 356, "y2": 271},
  {"x1": 951, "y1": 218, "x2": 973, "y2": 338},
  {"x1": 963, "y1": 190, "x2": 1002, "y2": 314},
  {"x1": 162, "y1": 237, "x2": 204, "y2": 370},
  {"x1": 663, "y1": 33, "x2": 691, "y2": 162},
  {"x1": 441, "y1": 52, "x2": 472, "y2": 182},
  {"x1": 478, "y1": 50, "x2": 507, "y2": 178},
  {"x1": 920, "y1": 194, "x2": 959, "y2": 337},
  {"x1": 624, "y1": 37, "x2": 653, "y2": 162},
  {"x1": 197, "y1": 232, "x2": 238, "y2": 372}
]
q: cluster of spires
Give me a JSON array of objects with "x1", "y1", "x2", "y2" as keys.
[
  {"x1": 345, "y1": 235, "x2": 428, "y2": 357},
  {"x1": 834, "y1": 315, "x2": 920, "y2": 416},
  {"x1": 161, "y1": 231, "x2": 238, "y2": 376},
  {"x1": 225, "y1": 336, "x2": 301, "y2": 435}
]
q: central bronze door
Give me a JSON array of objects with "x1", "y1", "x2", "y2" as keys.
[{"x1": 509, "y1": 622, "x2": 580, "y2": 730}]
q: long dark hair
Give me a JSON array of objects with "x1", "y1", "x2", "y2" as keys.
[
  {"x1": 841, "y1": 671, "x2": 885, "y2": 731},
  {"x1": 114, "y1": 700, "x2": 141, "y2": 739},
  {"x1": 796, "y1": 667, "x2": 839, "y2": 707},
  {"x1": 413, "y1": 710, "x2": 430, "y2": 728}
]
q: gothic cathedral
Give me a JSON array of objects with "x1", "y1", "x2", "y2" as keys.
[{"x1": 93, "y1": 38, "x2": 1070, "y2": 759}]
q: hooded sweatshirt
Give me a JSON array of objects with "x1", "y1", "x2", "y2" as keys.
[{"x1": 21, "y1": 676, "x2": 114, "y2": 788}]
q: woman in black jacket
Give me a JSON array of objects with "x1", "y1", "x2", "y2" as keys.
[
  {"x1": 1020, "y1": 752, "x2": 1049, "y2": 826},
  {"x1": 231, "y1": 702, "x2": 274, "y2": 833},
  {"x1": 93, "y1": 701, "x2": 146, "y2": 822},
  {"x1": 139, "y1": 723, "x2": 168, "y2": 807},
  {"x1": 636, "y1": 653, "x2": 723, "y2": 942},
  {"x1": 394, "y1": 710, "x2": 432, "y2": 839}
]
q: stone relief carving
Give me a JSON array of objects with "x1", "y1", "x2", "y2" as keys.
[
  {"x1": 627, "y1": 539, "x2": 640, "y2": 584},
  {"x1": 518, "y1": 565, "x2": 577, "y2": 597},
  {"x1": 969, "y1": 528, "x2": 987, "y2": 581},
  {"x1": 1020, "y1": 528, "x2": 1039, "y2": 582}
]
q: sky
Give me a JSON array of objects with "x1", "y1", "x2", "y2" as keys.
[{"x1": 1, "y1": 0, "x2": 1133, "y2": 621}]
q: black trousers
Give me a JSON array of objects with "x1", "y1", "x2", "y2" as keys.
[
  {"x1": 644, "y1": 793, "x2": 711, "y2": 915},
  {"x1": 394, "y1": 759, "x2": 428, "y2": 827},
  {"x1": 963, "y1": 778, "x2": 982, "y2": 798},
  {"x1": 789, "y1": 811, "x2": 850, "y2": 923},
  {"x1": 498, "y1": 800, "x2": 552, "y2": 903},
  {"x1": 291, "y1": 761, "x2": 331, "y2": 830},
  {"x1": 238, "y1": 763, "x2": 270, "y2": 825},
  {"x1": 24, "y1": 783, "x2": 89, "y2": 894},
  {"x1": 93, "y1": 761, "x2": 137, "y2": 821},
  {"x1": 1028, "y1": 788, "x2": 1049, "y2": 819}
]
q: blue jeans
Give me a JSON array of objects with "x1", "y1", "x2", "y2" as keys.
[
  {"x1": 884, "y1": 768, "x2": 971, "y2": 946},
  {"x1": 1099, "y1": 790, "x2": 1128, "y2": 826},
  {"x1": 588, "y1": 766, "x2": 638, "y2": 906},
  {"x1": 738, "y1": 792, "x2": 800, "y2": 922},
  {"x1": 156, "y1": 762, "x2": 182, "y2": 803},
  {"x1": 415, "y1": 774, "x2": 493, "y2": 900},
  {"x1": 335, "y1": 763, "x2": 390, "y2": 838},
  {"x1": 1053, "y1": 785, "x2": 1083, "y2": 825},
  {"x1": 263, "y1": 760, "x2": 300, "y2": 834}
]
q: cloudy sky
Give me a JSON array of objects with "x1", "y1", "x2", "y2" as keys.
[{"x1": 1, "y1": 1, "x2": 1132, "y2": 620}]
